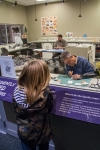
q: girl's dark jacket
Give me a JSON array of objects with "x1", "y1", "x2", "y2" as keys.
[{"x1": 13, "y1": 87, "x2": 53, "y2": 146}]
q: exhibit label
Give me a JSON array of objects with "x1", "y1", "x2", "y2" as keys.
[{"x1": 50, "y1": 85, "x2": 100, "y2": 125}]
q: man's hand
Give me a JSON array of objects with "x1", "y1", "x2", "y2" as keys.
[
  {"x1": 57, "y1": 46, "x2": 61, "y2": 49},
  {"x1": 54, "y1": 47, "x2": 61, "y2": 49},
  {"x1": 68, "y1": 71, "x2": 73, "y2": 77},
  {"x1": 54, "y1": 46, "x2": 65, "y2": 49},
  {"x1": 72, "y1": 74, "x2": 82, "y2": 80}
]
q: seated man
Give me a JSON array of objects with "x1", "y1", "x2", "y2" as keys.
[
  {"x1": 61, "y1": 51, "x2": 95, "y2": 80},
  {"x1": 52, "y1": 34, "x2": 67, "y2": 58}
]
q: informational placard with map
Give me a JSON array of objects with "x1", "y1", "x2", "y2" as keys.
[
  {"x1": 0, "y1": 57, "x2": 16, "y2": 78},
  {"x1": 41, "y1": 16, "x2": 57, "y2": 36}
]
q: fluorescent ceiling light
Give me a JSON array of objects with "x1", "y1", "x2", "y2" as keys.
[{"x1": 36, "y1": 0, "x2": 45, "y2": 1}]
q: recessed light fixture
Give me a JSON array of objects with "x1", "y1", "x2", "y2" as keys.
[
  {"x1": 0, "y1": 0, "x2": 2, "y2": 2},
  {"x1": 36, "y1": 0, "x2": 44, "y2": 1}
]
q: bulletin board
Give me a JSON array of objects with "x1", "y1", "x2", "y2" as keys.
[{"x1": 41, "y1": 16, "x2": 57, "y2": 36}]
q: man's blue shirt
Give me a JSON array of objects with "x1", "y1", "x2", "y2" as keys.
[{"x1": 66, "y1": 56, "x2": 94, "y2": 75}]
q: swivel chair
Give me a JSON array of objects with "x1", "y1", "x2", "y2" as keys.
[
  {"x1": 21, "y1": 43, "x2": 36, "y2": 56},
  {"x1": 28, "y1": 43, "x2": 41, "y2": 58},
  {"x1": 45, "y1": 55, "x2": 65, "y2": 74},
  {"x1": 21, "y1": 49, "x2": 34, "y2": 56}
]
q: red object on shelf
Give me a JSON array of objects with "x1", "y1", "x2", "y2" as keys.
[{"x1": 96, "y1": 50, "x2": 100, "y2": 52}]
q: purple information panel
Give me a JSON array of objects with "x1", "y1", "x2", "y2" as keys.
[
  {"x1": 0, "y1": 77, "x2": 17, "y2": 103},
  {"x1": 50, "y1": 85, "x2": 100, "y2": 125},
  {"x1": 1, "y1": 76, "x2": 100, "y2": 125}
]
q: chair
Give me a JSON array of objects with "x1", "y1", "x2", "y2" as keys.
[
  {"x1": 20, "y1": 43, "x2": 36, "y2": 56},
  {"x1": 45, "y1": 56, "x2": 65, "y2": 74},
  {"x1": 21, "y1": 49, "x2": 34, "y2": 56},
  {"x1": 28, "y1": 43, "x2": 42, "y2": 58}
]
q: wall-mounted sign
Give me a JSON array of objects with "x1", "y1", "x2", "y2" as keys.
[{"x1": 41, "y1": 16, "x2": 57, "y2": 36}]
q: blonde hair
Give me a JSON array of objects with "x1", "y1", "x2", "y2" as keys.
[{"x1": 18, "y1": 59, "x2": 50, "y2": 105}]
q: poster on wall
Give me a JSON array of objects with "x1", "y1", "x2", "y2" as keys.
[
  {"x1": 66, "y1": 32, "x2": 73, "y2": 37},
  {"x1": 11, "y1": 26, "x2": 22, "y2": 42},
  {"x1": 41, "y1": 16, "x2": 57, "y2": 36}
]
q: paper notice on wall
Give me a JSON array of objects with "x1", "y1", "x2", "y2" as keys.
[
  {"x1": 66, "y1": 32, "x2": 73, "y2": 37},
  {"x1": 41, "y1": 16, "x2": 57, "y2": 36}
]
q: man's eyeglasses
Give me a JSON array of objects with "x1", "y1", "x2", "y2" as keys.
[{"x1": 64, "y1": 57, "x2": 71, "y2": 65}]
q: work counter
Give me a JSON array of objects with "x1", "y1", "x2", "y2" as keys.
[
  {"x1": 33, "y1": 39, "x2": 100, "y2": 44},
  {"x1": 8, "y1": 47, "x2": 28, "y2": 53},
  {"x1": 32, "y1": 37, "x2": 100, "y2": 44},
  {"x1": 0, "y1": 74, "x2": 100, "y2": 150},
  {"x1": 0, "y1": 44, "x2": 27, "y2": 52}
]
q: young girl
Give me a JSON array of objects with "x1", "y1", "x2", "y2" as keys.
[{"x1": 13, "y1": 59, "x2": 53, "y2": 150}]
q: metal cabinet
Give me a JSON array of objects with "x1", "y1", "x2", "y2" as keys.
[{"x1": 42, "y1": 43, "x2": 53, "y2": 59}]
